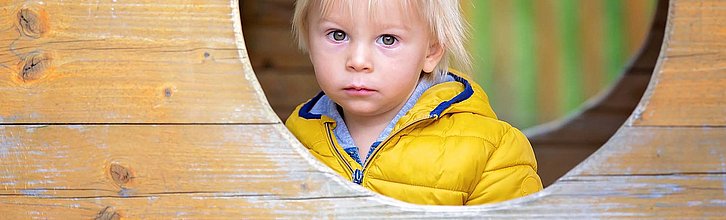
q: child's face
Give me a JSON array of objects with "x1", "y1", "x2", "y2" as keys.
[{"x1": 306, "y1": 1, "x2": 442, "y2": 119}]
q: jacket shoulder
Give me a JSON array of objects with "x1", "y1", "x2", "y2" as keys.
[
  {"x1": 419, "y1": 113, "x2": 521, "y2": 149},
  {"x1": 445, "y1": 114, "x2": 536, "y2": 170},
  {"x1": 440, "y1": 115, "x2": 542, "y2": 205}
]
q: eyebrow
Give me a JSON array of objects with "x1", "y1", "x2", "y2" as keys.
[
  {"x1": 318, "y1": 16, "x2": 412, "y2": 33},
  {"x1": 317, "y1": 15, "x2": 352, "y2": 29}
]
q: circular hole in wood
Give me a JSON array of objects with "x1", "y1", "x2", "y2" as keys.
[{"x1": 242, "y1": 0, "x2": 663, "y2": 196}]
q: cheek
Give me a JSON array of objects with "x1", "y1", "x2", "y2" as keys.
[
  {"x1": 310, "y1": 41, "x2": 344, "y2": 70},
  {"x1": 377, "y1": 45, "x2": 427, "y2": 71},
  {"x1": 309, "y1": 52, "x2": 340, "y2": 92}
]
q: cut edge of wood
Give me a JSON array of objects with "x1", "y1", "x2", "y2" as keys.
[{"x1": 232, "y1": 0, "x2": 281, "y2": 124}]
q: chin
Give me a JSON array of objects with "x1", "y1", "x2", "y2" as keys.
[{"x1": 339, "y1": 104, "x2": 381, "y2": 116}]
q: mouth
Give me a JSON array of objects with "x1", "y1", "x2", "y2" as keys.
[
  {"x1": 343, "y1": 85, "x2": 376, "y2": 96},
  {"x1": 343, "y1": 86, "x2": 375, "y2": 91}
]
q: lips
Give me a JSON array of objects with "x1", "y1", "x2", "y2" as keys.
[{"x1": 343, "y1": 85, "x2": 376, "y2": 96}]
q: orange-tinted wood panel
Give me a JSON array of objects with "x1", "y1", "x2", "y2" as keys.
[
  {"x1": 0, "y1": 125, "x2": 358, "y2": 199},
  {"x1": 0, "y1": 1, "x2": 277, "y2": 123},
  {"x1": 630, "y1": 0, "x2": 726, "y2": 126}
]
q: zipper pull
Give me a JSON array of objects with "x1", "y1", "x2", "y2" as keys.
[{"x1": 352, "y1": 169, "x2": 363, "y2": 185}]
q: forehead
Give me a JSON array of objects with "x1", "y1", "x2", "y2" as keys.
[{"x1": 311, "y1": 0, "x2": 426, "y2": 27}]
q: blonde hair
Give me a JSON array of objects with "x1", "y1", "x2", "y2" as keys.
[{"x1": 292, "y1": 0, "x2": 472, "y2": 81}]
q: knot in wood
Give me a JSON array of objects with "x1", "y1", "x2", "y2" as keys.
[
  {"x1": 95, "y1": 206, "x2": 121, "y2": 220},
  {"x1": 17, "y1": 8, "x2": 48, "y2": 38},
  {"x1": 110, "y1": 164, "x2": 133, "y2": 186},
  {"x1": 20, "y1": 52, "x2": 51, "y2": 81}
]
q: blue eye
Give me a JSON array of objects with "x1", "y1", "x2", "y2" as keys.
[
  {"x1": 327, "y1": 30, "x2": 347, "y2": 41},
  {"x1": 377, "y1": 35, "x2": 397, "y2": 46}
]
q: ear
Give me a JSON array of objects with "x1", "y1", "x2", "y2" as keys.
[{"x1": 422, "y1": 41, "x2": 444, "y2": 73}]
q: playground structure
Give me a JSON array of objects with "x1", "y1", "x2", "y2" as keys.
[{"x1": 1, "y1": 0, "x2": 724, "y2": 218}]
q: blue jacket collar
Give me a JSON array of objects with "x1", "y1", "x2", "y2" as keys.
[{"x1": 298, "y1": 72, "x2": 473, "y2": 120}]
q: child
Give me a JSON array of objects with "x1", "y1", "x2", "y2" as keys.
[{"x1": 285, "y1": 0, "x2": 542, "y2": 205}]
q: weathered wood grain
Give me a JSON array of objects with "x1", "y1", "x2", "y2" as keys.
[
  {"x1": 1, "y1": 174, "x2": 724, "y2": 219},
  {"x1": 629, "y1": 0, "x2": 726, "y2": 126},
  {"x1": 571, "y1": 127, "x2": 726, "y2": 176},
  {"x1": 1, "y1": 0, "x2": 725, "y2": 218},
  {"x1": 0, "y1": 124, "x2": 365, "y2": 199},
  {"x1": 0, "y1": 0, "x2": 277, "y2": 123}
]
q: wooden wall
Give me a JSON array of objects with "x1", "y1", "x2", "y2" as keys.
[{"x1": 2, "y1": 0, "x2": 726, "y2": 217}]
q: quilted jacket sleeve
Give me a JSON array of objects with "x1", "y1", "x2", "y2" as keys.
[{"x1": 465, "y1": 126, "x2": 543, "y2": 205}]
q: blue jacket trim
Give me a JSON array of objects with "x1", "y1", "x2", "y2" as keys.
[
  {"x1": 430, "y1": 72, "x2": 474, "y2": 118},
  {"x1": 299, "y1": 91, "x2": 325, "y2": 119},
  {"x1": 300, "y1": 72, "x2": 473, "y2": 119}
]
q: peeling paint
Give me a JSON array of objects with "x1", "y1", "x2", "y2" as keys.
[
  {"x1": 638, "y1": 183, "x2": 684, "y2": 199},
  {"x1": 25, "y1": 125, "x2": 49, "y2": 134},
  {"x1": 1, "y1": 181, "x2": 17, "y2": 186},
  {"x1": 687, "y1": 201, "x2": 703, "y2": 207},
  {"x1": 27, "y1": 150, "x2": 44, "y2": 155},
  {"x1": 35, "y1": 168, "x2": 58, "y2": 173},
  {"x1": 20, "y1": 189, "x2": 48, "y2": 197},
  {"x1": 0, "y1": 129, "x2": 22, "y2": 159},
  {"x1": 26, "y1": 179, "x2": 55, "y2": 185},
  {"x1": 118, "y1": 188, "x2": 135, "y2": 197},
  {"x1": 67, "y1": 125, "x2": 86, "y2": 131}
]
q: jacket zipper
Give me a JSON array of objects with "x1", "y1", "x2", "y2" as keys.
[
  {"x1": 324, "y1": 122, "x2": 358, "y2": 183},
  {"x1": 361, "y1": 115, "x2": 437, "y2": 179},
  {"x1": 326, "y1": 115, "x2": 437, "y2": 185}
]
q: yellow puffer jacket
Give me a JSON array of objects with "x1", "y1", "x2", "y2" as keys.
[{"x1": 285, "y1": 72, "x2": 542, "y2": 205}]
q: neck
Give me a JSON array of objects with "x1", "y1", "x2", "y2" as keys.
[
  {"x1": 343, "y1": 89, "x2": 413, "y2": 154},
  {"x1": 343, "y1": 102, "x2": 404, "y2": 161},
  {"x1": 343, "y1": 103, "x2": 401, "y2": 143}
]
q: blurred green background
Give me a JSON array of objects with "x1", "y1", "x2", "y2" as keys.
[{"x1": 463, "y1": 0, "x2": 657, "y2": 128}]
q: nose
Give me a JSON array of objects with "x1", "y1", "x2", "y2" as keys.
[{"x1": 346, "y1": 41, "x2": 373, "y2": 73}]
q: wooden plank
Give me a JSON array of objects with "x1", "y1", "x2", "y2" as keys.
[
  {"x1": 1, "y1": 175, "x2": 724, "y2": 218},
  {"x1": 0, "y1": 0, "x2": 278, "y2": 123},
  {"x1": 571, "y1": 127, "x2": 726, "y2": 176},
  {"x1": 630, "y1": 0, "x2": 726, "y2": 126},
  {"x1": 544, "y1": 174, "x2": 726, "y2": 218},
  {"x1": 2, "y1": 0, "x2": 725, "y2": 218},
  {"x1": 0, "y1": 124, "x2": 364, "y2": 199}
]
